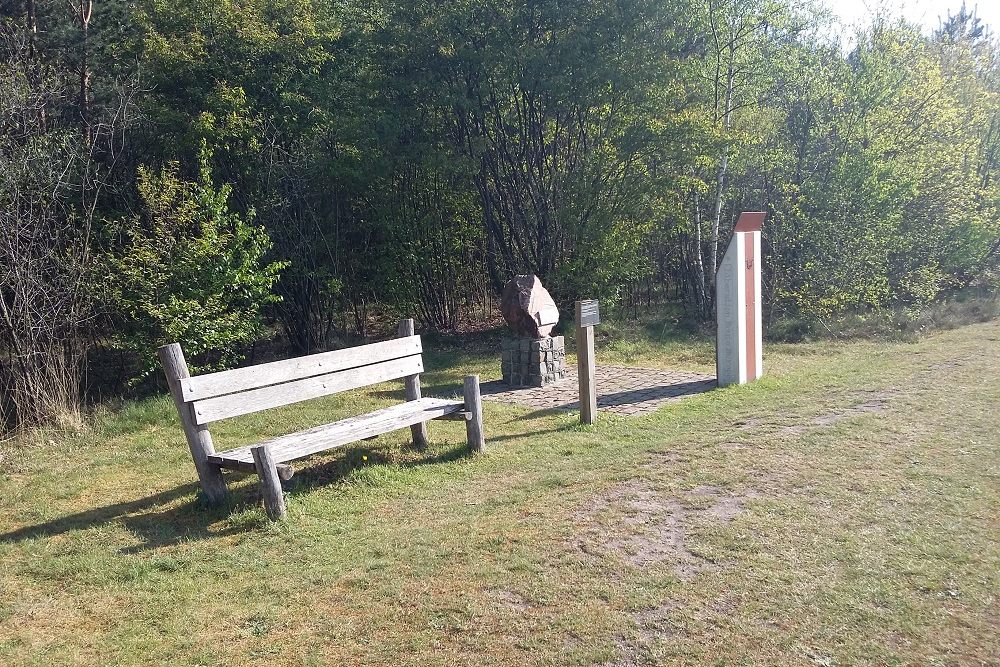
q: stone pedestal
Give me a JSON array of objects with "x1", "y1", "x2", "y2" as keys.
[{"x1": 501, "y1": 336, "x2": 567, "y2": 387}]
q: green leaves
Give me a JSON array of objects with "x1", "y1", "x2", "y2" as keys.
[{"x1": 102, "y1": 148, "x2": 287, "y2": 380}]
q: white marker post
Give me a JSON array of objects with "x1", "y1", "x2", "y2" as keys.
[
  {"x1": 716, "y1": 212, "x2": 765, "y2": 387},
  {"x1": 575, "y1": 299, "x2": 600, "y2": 424}
]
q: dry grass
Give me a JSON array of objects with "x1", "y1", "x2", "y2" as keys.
[{"x1": 1, "y1": 319, "x2": 998, "y2": 666}]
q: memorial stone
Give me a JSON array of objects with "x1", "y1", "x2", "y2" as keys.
[
  {"x1": 500, "y1": 275, "x2": 560, "y2": 339},
  {"x1": 499, "y1": 275, "x2": 566, "y2": 387}
]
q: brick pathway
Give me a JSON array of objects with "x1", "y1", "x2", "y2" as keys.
[{"x1": 480, "y1": 365, "x2": 717, "y2": 416}]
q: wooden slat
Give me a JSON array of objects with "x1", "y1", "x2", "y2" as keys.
[
  {"x1": 180, "y1": 336, "x2": 423, "y2": 402},
  {"x1": 192, "y1": 354, "x2": 424, "y2": 425},
  {"x1": 208, "y1": 397, "x2": 464, "y2": 468}
]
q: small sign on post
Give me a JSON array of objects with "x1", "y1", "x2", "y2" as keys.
[{"x1": 575, "y1": 299, "x2": 599, "y2": 424}]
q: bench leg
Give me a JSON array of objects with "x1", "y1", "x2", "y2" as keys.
[
  {"x1": 251, "y1": 445, "x2": 287, "y2": 520},
  {"x1": 409, "y1": 421, "x2": 429, "y2": 449},
  {"x1": 159, "y1": 343, "x2": 228, "y2": 505},
  {"x1": 463, "y1": 375, "x2": 485, "y2": 453},
  {"x1": 398, "y1": 318, "x2": 429, "y2": 448}
]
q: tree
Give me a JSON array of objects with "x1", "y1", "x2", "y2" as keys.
[{"x1": 102, "y1": 149, "x2": 287, "y2": 379}]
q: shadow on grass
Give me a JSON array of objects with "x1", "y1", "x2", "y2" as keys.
[
  {"x1": 483, "y1": 379, "x2": 717, "y2": 419},
  {"x1": 0, "y1": 442, "x2": 477, "y2": 553},
  {"x1": 369, "y1": 382, "x2": 470, "y2": 402},
  {"x1": 507, "y1": 407, "x2": 574, "y2": 421},
  {"x1": 0, "y1": 482, "x2": 259, "y2": 553},
  {"x1": 282, "y1": 441, "x2": 474, "y2": 494},
  {"x1": 476, "y1": 427, "x2": 567, "y2": 443},
  {"x1": 595, "y1": 379, "x2": 717, "y2": 408}
]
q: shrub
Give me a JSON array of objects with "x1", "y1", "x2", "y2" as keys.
[{"x1": 102, "y1": 150, "x2": 287, "y2": 380}]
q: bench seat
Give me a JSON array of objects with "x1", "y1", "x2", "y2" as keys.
[
  {"x1": 159, "y1": 319, "x2": 485, "y2": 519},
  {"x1": 208, "y1": 397, "x2": 466, "y2": 473}
]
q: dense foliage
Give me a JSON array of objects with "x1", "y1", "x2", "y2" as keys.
[
  {"x1": 1, "y1": 0, "x2": 999, "y2": 430},
  {"x1": 102, "y1": 148, "x2": 286, "y2": 379}
]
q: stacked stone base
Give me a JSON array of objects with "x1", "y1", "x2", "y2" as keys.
[{"x1": 501, "y1": 335, "x2": 567, "y2": 387}]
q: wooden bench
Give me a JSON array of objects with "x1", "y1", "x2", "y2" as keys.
[{"x1": 158, "y1": 319, "x2": 485, "y2": 519}]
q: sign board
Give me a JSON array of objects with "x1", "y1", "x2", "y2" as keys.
[
  {"x1": 576, "y1": 299, "x2": 600, "y2": 328},
  {"x1": 574, "y1": 299, "x2": 599, "y2": 425},
  {"x1": 716, "y1": 212, "x2": 765, "y2": 387}
]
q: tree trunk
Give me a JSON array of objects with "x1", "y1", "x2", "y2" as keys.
[
  {"x1": 693, "y1": 187, "x2": 707, "y2": 315},
  {"x1": 78, "y1": 0, "x2": 93, "y2": 146},
  {"x1": 708, "y1": 63, "x2": 735, "y2": 286}
]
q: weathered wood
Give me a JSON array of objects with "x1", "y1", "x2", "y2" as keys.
[
  {"x1": 576, "y1": 299, "x2": 601, "y2": 327},
  {"x1": 210, "y1": 460, "x2": 296, "y2": 478},
  {"x1": 162, "y1": 330, "x2": 487, "y2": 517},
  {"x1": 158, "y1": 343, "x2": 227, "y2": 503},
  {"x1": 191, "y1": 354, "x2": 424, "y2": 425},
  {"x1": 180, "y1": 336, "x2": 423, "y2": 402},
  {"x1": 251, "y1": 445, "x2": 286, "y2": 520},
  {"x1": 208, "y1": 397, "x2": 465, "y2": 468},
  {"x1": 463, "y1": 375, "x2": 485, "y2": 453},
  {"x1": 575, "y1": 302, "x2": 597, "y2": 425},
  {"x1": 398, "y1": 319, "x2": 429, "y2": 449}
]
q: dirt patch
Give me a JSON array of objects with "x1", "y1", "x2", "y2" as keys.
[
  {"x1": 607, "y1": 592, "x2": 741, "y2": 664},
  {"x1": 732, "y1": 417, "x2": 766, "y2": 430},
  {"x1": 491, "y1": 588, "x2": 531, "y2": 612},
  {"x1": 633, "y1": 602, "x2": 683, "y2": 642},
  {"x1": 639, "y1": 451, "x2": 685, "y2": 469},
  {"x1": 579, "y1": 481, "x2": 695, "y2": 572},
  {"x1": 781, "y1": 388, "x2": 900, "y2": 434},
  {"x1": 599, "y1": 635, "x2": 649, "y2": 667},
  {"x1": 573, "y1": 480, "x2": 758, "y2": 579},
  {"x1": 925, "y1": 358, "x2": 969, "y2": 372},
  {"x1": 691, "y1": 484, "x2": 760, "y2": 521}
]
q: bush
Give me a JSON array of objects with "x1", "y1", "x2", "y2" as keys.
[
  {"x1": 102, "y1": 150, "x2": 287, "y2": 380},
  {"x1": 766, "y1": 289, "x2": 1000, "y2": 342}
]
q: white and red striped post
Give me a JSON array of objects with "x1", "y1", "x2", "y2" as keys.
[{"x1": 716, "y1": 212, "x2": 765, "y2": 387}]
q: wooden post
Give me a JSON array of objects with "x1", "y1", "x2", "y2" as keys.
[
  {"x1": 158, "y1": 343, "x2": 227, "y2": 504},
  {"x1": 575, "y1": 300, "x2": 599, "y2": 425},
  {"x1": 251, "y1": 445, "x2": 287, "y2": 520},
  {"x1": 397, "y1": 319, "x2": 429, "y2": 448},
  {"x1": 463, "y1": 375, "x2": 485, "y2": 453}
]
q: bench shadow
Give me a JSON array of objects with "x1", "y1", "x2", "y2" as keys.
[
  {"x1": 0, "y1": 408, "x2": 566, "y2": 554},
  {"x1": 0, "y1": 482, "x2": 261, "y2": 554},
  {"x1": 1, "y1": 441, "x2": 475, "y2": 553},
  {"x1": 284, "y1": 441, "x2": 473, "y2": 494}
]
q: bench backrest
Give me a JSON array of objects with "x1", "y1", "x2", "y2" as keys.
[{"x1": 175, "y1": 336, "x2": 423, "y2": 425}]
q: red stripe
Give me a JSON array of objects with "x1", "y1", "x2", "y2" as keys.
[{"x1": 744, "y1": 233, "x2": 756, "y2": 381}]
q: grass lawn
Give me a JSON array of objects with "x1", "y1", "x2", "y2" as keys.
[{"x1": 1, "y1": 318, "x2": 998, "y2": 666}]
